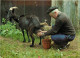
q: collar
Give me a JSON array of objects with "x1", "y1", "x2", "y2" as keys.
[
  {"x1": 57, "y1": 12, "x2": 61, "y2": 17},
  {"x1": 55, "y1": 12, "x2": 61, "y2": 19}
]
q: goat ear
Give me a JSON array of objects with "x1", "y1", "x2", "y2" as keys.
[{"x1": 12, "y1": 9, "x2": 14, "y2": 13}]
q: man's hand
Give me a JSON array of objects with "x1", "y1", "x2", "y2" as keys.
[{"x1": 37, "y1": 31, "x2": 47, "y2": 37}]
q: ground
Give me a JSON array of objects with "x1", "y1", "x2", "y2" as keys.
[{"x1": 0, "y1": 32, "x2": 80, "y2": 58}]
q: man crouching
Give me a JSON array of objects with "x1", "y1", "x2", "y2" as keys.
[{"x1": 37, "y1": 6, "x2": 75, "y2": 49}]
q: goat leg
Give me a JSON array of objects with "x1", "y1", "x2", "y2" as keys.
[
  {"x1": 30, "y1": 34, "x2": 35, "y2": 47},
  {"x1": 26, "y1": 30, "x2": 30, "y2": 42},
  {"x1": 39, "y1": 36, "x2": 41, "y2": 45},
  {"x1": 22, "y1": 29, "x2": 26, "y2": 42}
]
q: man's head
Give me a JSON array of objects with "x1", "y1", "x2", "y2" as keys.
[{"x1": 47, "y1": 6, "x2": 60, "y2": 19}]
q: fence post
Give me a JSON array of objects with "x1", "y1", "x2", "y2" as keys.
[
  {"x1": 51, "y1": 0, "x2": 56, "y2": 26},
  {"x1": 0, "y1": 0, "x2": 1, "y2": 25},
  {"x1": 51, "y1": 0, "x2": 63, "y2": 26},
  {"x1": 75, "y1": 0, "x2": 79, "y2": 30},
  {"x1": 78, "y1": 0, "x2": 80, "y2": 29}
]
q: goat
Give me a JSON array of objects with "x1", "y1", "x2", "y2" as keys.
[{"x1": 6, "y1": 6, "x2": 43, "y2": 47}]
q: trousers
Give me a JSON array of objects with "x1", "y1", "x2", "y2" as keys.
[
  {"x1": 51, "y1": 25, "x2": 75, "y2": 45},
  {"x1": 51, "y1": 34, "x2": 75, "y2": 45}
]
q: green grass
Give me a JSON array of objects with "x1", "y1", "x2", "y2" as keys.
[
  {"x1": 0, "y1": 21, "x2": 80, "y2": 58},
  {"x1": 0, "y1": 32, "x2": 80, "y2": 58},
  {"x1": 0, "y1": 36, "x2": 63, "y2": 58}
]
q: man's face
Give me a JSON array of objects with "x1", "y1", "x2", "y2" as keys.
[{"x1": 49, "y1": 12, "x2": 57, "y2": 19}]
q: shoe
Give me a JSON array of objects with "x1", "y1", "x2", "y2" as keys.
[{"x1": 59, "y1": 42, "x2": 70, "y2": 50}]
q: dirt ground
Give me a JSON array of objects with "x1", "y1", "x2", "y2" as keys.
[
  {"x1": 0, "y1": 35, "x2": 79, "y2": 51},
  {"x1": 0, "y1": 34, "x2": 80, "y2": 58}
]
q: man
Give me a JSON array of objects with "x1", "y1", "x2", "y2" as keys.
[{"x1": 37, "y1": 6, "x2": 75, "y2": 49}]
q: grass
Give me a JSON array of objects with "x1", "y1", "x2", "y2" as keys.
[
  {"x1": 0, "y1": 31, "x2": 80, "y2": 58},
  {"x1": 0, "y1": 21, "x2": 80, "y2": 58},
  {"x1": 0, "y1": 36, "x2": 62, "y2": 58}
]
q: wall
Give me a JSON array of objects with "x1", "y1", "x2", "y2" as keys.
[
  {"x1": 1, "y1": 0, "x2": 80, "y2": 29},
  {"x1": 51, "y1": 0, "x2": 80, "y2": 30},
  {"x1": 0, "y1": 0, "x2": 1, "y2": 25},
  {"x1": 1, "y1": 0, "x2": 51, "y2": 25}
]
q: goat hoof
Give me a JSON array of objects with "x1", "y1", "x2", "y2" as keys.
[
  {"x1": 23, "y1": 41, "x2": 26, "y2": 42},
  {"x1": 30, "y1": 45, "x2": 34, "y2": 47},
  {"x1": 39, "y1": 43, "x2": 41, "y2": 45},
  {"x1": 28, "y1": 40, "x2": 30, "y2": 42}
]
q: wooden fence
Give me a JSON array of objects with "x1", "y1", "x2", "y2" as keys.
[
  {"x1": 51, "y1": 0, "x2": 80, "y2": 30},
  {"x1": 0, "y1": 0, "x2": 1, "y2": 25},
  {"x1": 1, "y1": 0, "x2": 51, "y2": 25},
  {"x1": 0, "y1": 0, "x2": 80, "y2": 30}
]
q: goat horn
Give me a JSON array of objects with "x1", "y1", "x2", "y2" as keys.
[{"x1": 9, "y1": 6, "x2": 18, "y2": 10}]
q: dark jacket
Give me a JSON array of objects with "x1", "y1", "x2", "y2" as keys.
[{"x1": 44, "y1": 12, "x2": 75, "y2": 36}]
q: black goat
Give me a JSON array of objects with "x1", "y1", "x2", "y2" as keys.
[{"x1": 7, "y1": 7, "x2": 43, "y2": 47}]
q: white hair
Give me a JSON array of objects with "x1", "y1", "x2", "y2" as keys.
[
  {"x1": 51, "y1": 9, "x2": 60, "y2": 14},
  {"x1": 9, "y1": 6, "x2": 18, "y2": 10}
]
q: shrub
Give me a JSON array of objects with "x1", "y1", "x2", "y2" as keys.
[{"x1": 0, "y1": 20, "x2": 23, "y2": 41}]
